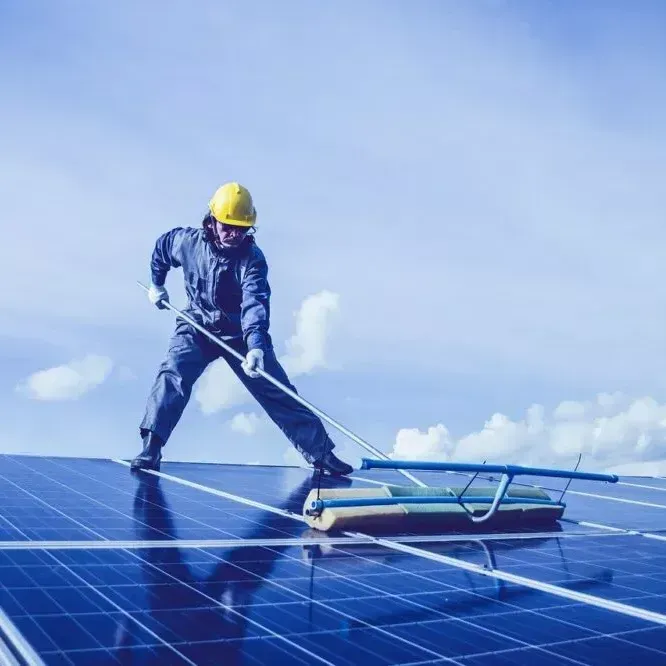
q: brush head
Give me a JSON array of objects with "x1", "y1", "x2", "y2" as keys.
[{"x1": 302, "y1": 485, "x2": 564, "y2": 532}]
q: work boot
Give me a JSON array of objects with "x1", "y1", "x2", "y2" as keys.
[
  {"x1": 130, "y1": 430, "x2": 164, "y2": 472},
  {"x1": 316, "y1": 450, "x2": 353, "y2": 477}
]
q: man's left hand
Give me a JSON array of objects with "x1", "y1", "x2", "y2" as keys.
[{"x1": 242, "y1": 349, "x2": 264, "y2": 378}]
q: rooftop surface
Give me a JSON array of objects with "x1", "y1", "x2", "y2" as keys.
[{"x1": 0, "y1": 454, "x2": 665, "y2": 665}]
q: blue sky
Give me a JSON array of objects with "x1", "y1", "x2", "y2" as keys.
[{"x1": 2, "y1": 0, "x2": 666, "y2": 474}]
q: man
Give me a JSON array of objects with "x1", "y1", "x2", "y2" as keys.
[{"x1": 131, "y1": 182, "x2": 353, "y2": 477}]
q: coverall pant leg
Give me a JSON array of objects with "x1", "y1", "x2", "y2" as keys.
[
  {"x1": 140, "y1": 319, "x2": 216, "y2": 443},
  {"x1": 221, "y1": 341, "x2": 336, "y2": 465}
]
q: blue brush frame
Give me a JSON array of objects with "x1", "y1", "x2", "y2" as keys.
[{"x1": 307, "y1": 459, "x2": 617, "y2": 524}]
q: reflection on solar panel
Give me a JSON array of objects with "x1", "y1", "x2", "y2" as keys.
[{"x1": 1, "y1": 454, "x2": 666, "y2": 665}]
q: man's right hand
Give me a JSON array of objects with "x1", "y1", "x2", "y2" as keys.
[{"x1": 148, "y1": 283, "x2": 169, "y2": 309}]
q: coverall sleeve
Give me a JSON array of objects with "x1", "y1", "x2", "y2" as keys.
[
  {"x1": 240, "y1": 254, "x2": 272, "y2": 352},
  {"x1": 150, "y1": 227, "x2": 187, "y2": 286}
]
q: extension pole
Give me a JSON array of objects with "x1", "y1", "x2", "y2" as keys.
[
  {"x1": 137, "y1": 281, "x2": 427, "y2": 487},
  {"x1": 362, "y1": 459, "x2": 619, "y2": 483}
]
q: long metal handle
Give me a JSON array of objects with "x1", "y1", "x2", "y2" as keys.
[
  {"x1": 362, "y1": 458, "x2": 619, "y2": 484},
  {"x1": 137, "y1": 281, "x2": 427, "y2": 487}
]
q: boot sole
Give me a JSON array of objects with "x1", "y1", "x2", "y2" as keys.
[{"x1": 130, "y1": 462, "x2": 161, "y2": 472}]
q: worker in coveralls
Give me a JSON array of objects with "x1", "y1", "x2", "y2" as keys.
[{"x1": 131, "y1": 182, "x2": 353, "y2": 477}]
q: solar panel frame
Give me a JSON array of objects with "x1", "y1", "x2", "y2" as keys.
[{"x1": 1, "y1": 454, "x2": 666, "y2": 665}]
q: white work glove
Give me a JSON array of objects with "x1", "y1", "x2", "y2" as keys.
[
  {"x1": 148, "y1": 283, "x2": 169, "y2": 309},
  {"x1": 242, "y1": 349, "x2": 264, "y2": 378}
]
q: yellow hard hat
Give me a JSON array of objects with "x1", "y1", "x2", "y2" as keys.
[{"x1": 208, "y1": 182, "x2": 257, "y2": 227}]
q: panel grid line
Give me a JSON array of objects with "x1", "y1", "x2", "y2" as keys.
[
  {"x1": 199, "y1": 539, "x2": 592, "y2": 665},
  {"x1": 261, "y1": 535, "x2": 666, "y2": 663},
  {"x1": 0, "y1": 465, "x2": 341, "y2": 666},
  {"x1": 0, "y1": 529, "x2": 630, "y2": 551},
  {"x1": 3, "y1": 455, "x2": 666, "y2": 665},
  {"x1": 0, "y1": 489, "x2": 202, "y2": 665},
  {"x1": 108, "y1": 458, "x2": 666, "y2": 630},
  {"x1": 361, "y1": 538, "x2": 666, "y2": 627},
  {"x1": 0, "y1": 605, "x2": 46, "y2": 666},
  {"x1": 106, "y1": 460, "x2": 666, "y2": 663},
  {"x1": 4, "y1": 456, "x2": 283, "y2": 542},
  {"x1": 2, "y1": 458, "x2": 522, "y2": 663}
]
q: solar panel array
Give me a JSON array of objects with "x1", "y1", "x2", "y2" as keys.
[{"x1": 0, "y1": 454, "x2": 665, "y2": 665}]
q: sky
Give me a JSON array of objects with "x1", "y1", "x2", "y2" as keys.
[{"x1": 2, "y1": 0, "x2": 666, "y2": 476}]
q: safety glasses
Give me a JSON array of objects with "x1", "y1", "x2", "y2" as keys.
[{"x1": 216, "y1": 221, "x2": 252, "y2": 235}]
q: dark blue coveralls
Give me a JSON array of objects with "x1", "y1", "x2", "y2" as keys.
[{"x1": 137, "y1": 226, "x2": 337, "y2": 467}]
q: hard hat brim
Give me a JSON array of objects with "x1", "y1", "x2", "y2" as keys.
[{"x1": 208, "y1": 209, "x2": 256, "y2": 227}]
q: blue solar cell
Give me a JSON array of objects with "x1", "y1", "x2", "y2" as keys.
[
  {"x1": 2, "y1": 454, "x2": 666, "y2": 664},
  {"x1": 391, "y1": 618, "x2": 521, "y2": 657},
  {"x1": 416, "y1": 536, "x2": 666, "y2": 611},
  {"x1": 180, "y1": 636, "x2": 330, "y2": 666},
  {"x1": 623, "y1": 478, "x2": 666, "y2": 491},
  {"x1": 547, "y1": 634, "x2": 666, "y2": 664},
  {"x1": 289, "y1": 626, "x2": 441, "y2": 665},
  {"x1": 0, "y1": 540, "x2": 629, "y2": 664},
  {"x1": 463, "y1": 647, "x2": 590, "y2": 665},
  {"x1": 0, "y1": 456, "x2": 324, "y2": 542},
  {"x1": 626, "y1": 627, "x2": 666, "y2": 652},
  {"x1": 593, "y1": 481, "x2": 666, "y2": 503}
]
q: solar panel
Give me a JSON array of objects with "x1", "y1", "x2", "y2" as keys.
[{"x1": 1, "y1": 454, "x2": 666, "y2": 665}]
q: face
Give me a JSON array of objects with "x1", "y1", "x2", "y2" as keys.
[{"x1": 214, "y1": 221, "x2": 251, "y2": 247}]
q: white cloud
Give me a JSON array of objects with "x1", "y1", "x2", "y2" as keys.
[
  {"x1": 194, "y1": 290, "x2": 339, "y2": 415},
  {"x1": 4, "y1": 3, "x2": 666, "y2": 469},
  {"x1": 393, "y1": 424, "x2": 455, "y2": 461},
  {"x1": 390, "y1": 393, "x2": 666, "y2": 473},
  {"x1": 16, "y1": 354, "x2": 113, "y2": 401},
  {"x1": 279, "y1": 291, "x2": 340, "y2": 376},
  {"x1": 229, "y1": 412, "x2": 262, "y2": 436},
  {"x1": 194, "y1": 361, "x2": 248, "y2": 415}
]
